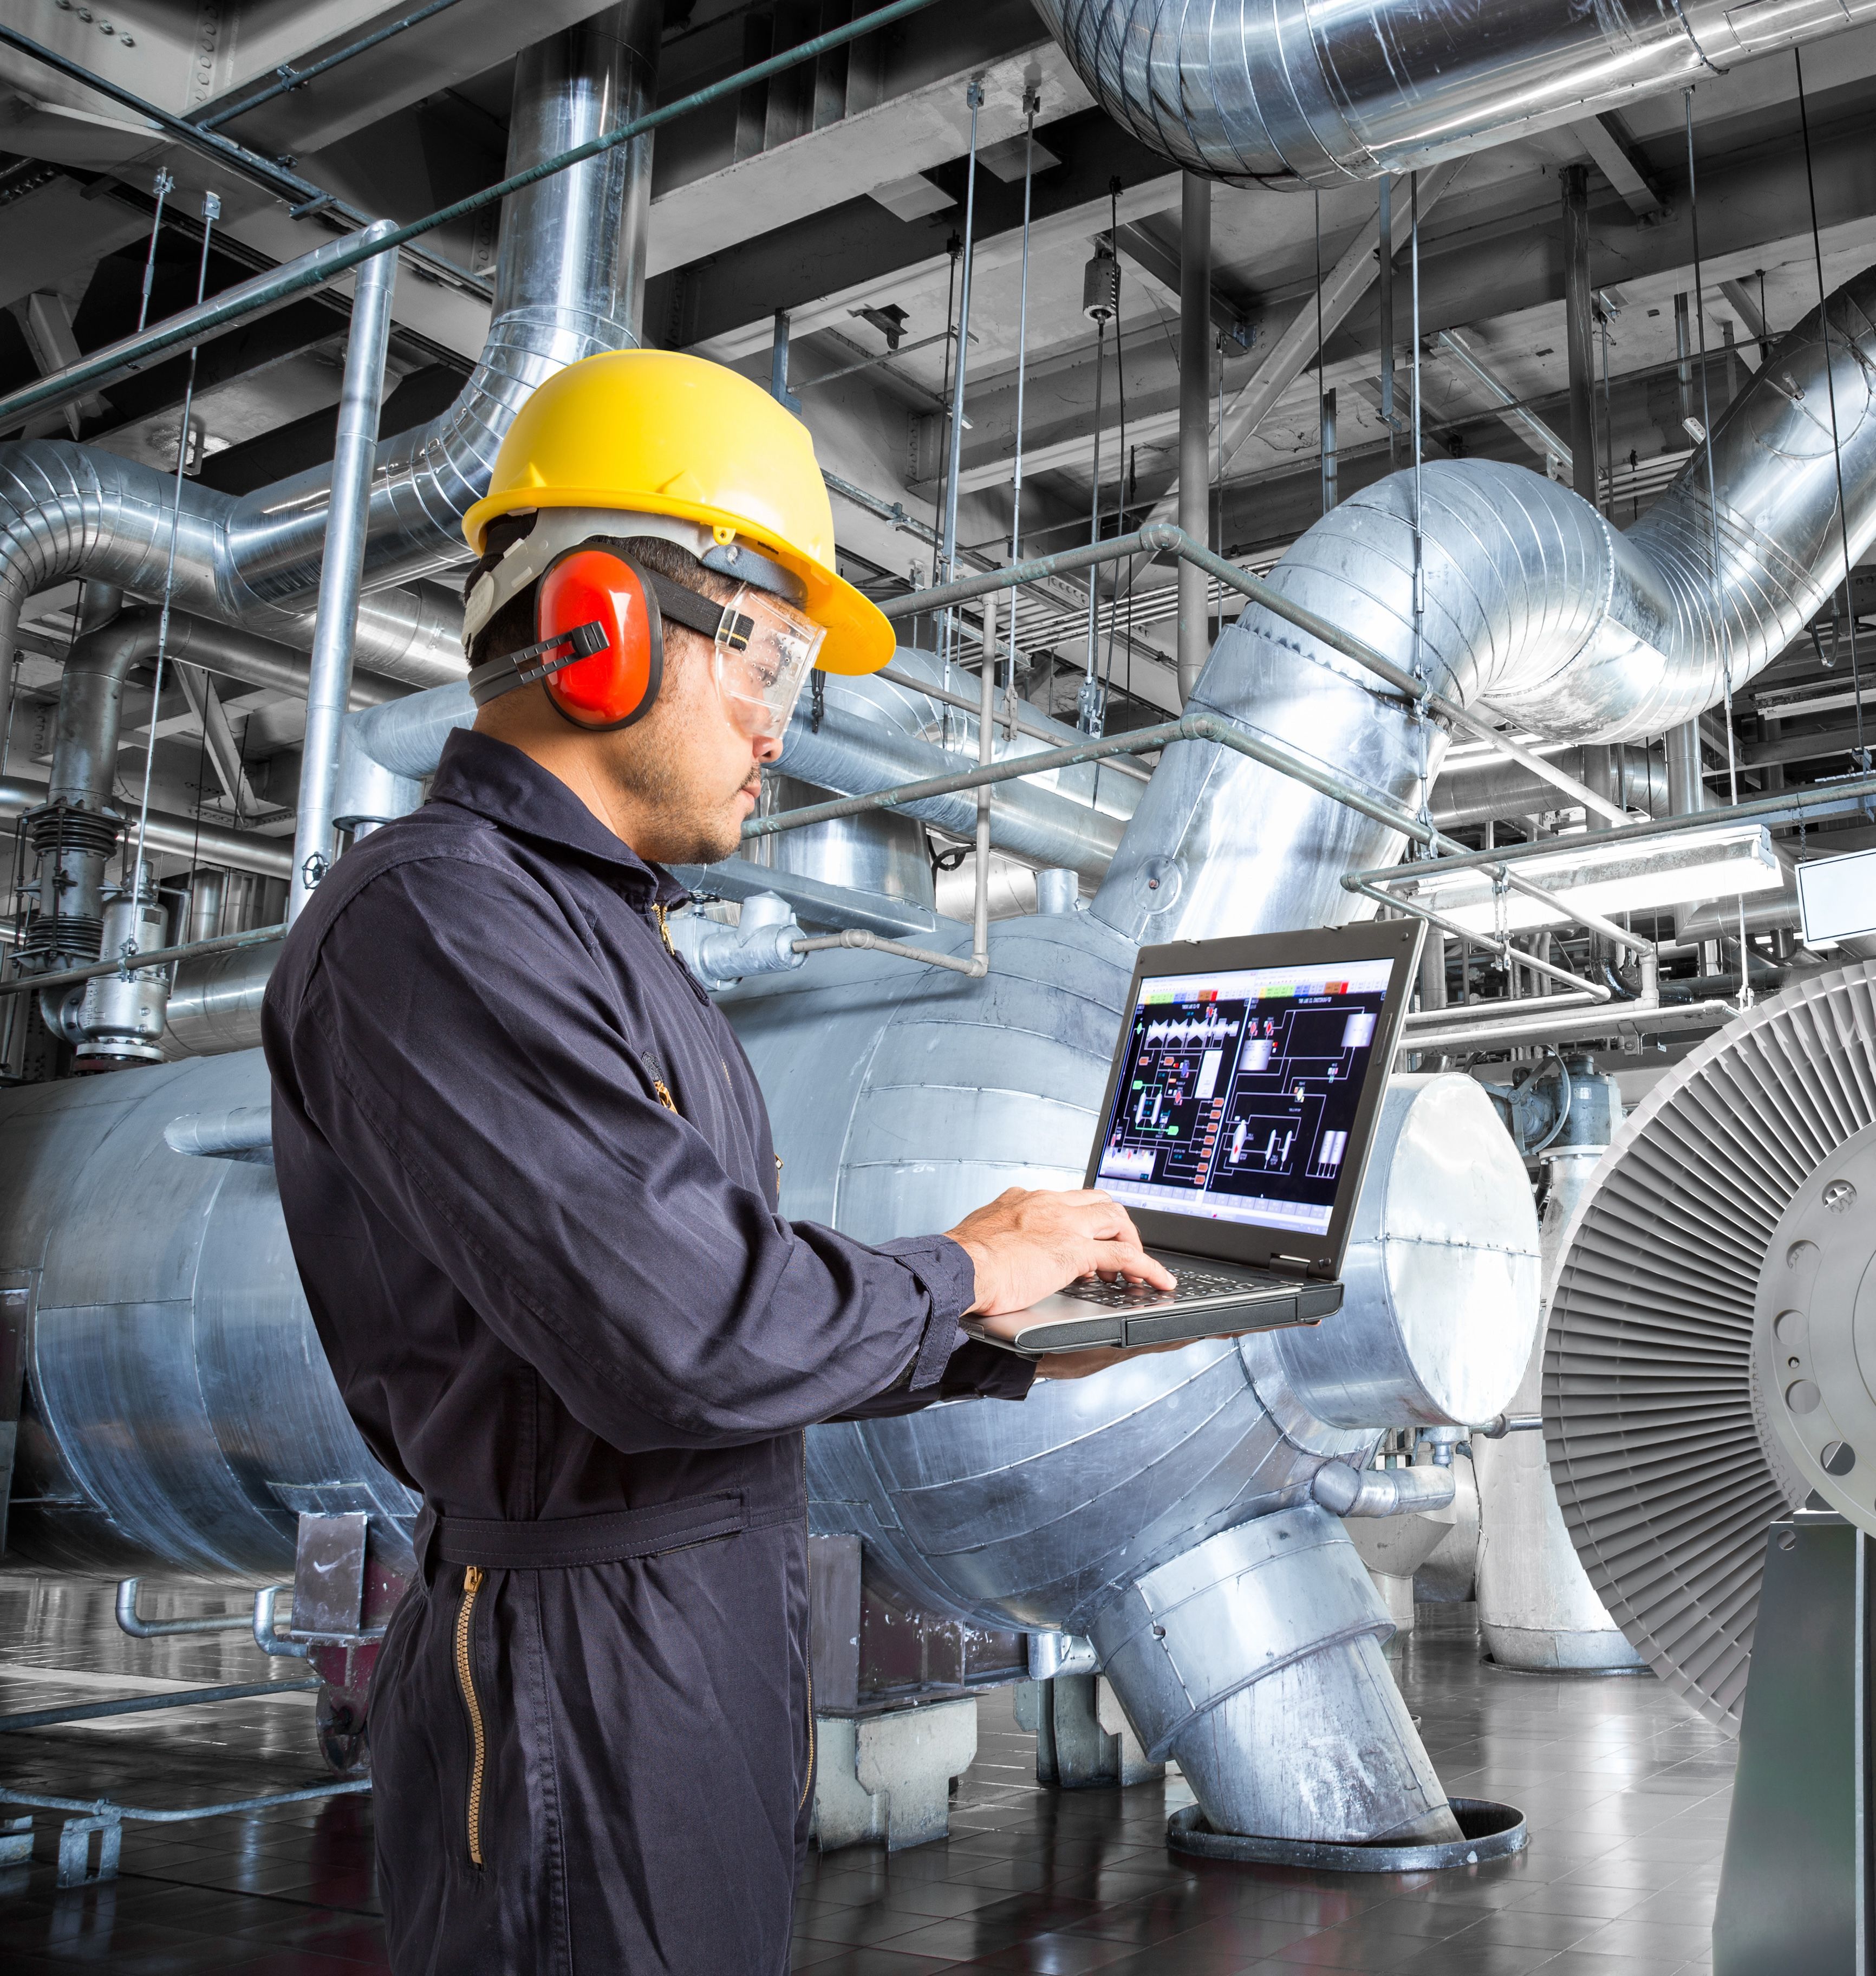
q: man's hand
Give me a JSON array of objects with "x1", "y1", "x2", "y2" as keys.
[
  {"x1": 946, "y1": 1186, "x2": 1175, "y2": 1318},
  {"x1": 946, "y1": 1188, "x2": 1258, "y2": 1382}
]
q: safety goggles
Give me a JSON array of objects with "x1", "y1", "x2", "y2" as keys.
[{"x1": 711, "y1": 583, "x2": 824, "y2": 740}]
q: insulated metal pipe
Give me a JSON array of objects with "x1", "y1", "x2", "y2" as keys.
[
  {"x1": 0, "y1": 777, "x2": 293, "y2": 880},
  {"x1": 290, "y1": 231, "x2": 397, "y2": 921},
  {"x1": 1177, "y1": 173, "x2": 1212, "y2": 705},
  {"x1": 1033, "y1": 0, "x2": 1876, "y2": 187}
]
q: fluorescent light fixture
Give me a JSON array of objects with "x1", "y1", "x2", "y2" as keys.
[
  {"x1": 1403, "y1": 823, "x2": 1784, "y2": 935},
  {"x1": 1797, "y1": 846, "x2": 1876, "y2": 945}
]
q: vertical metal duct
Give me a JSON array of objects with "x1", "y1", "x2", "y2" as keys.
[
  {"x1": 1034, "y1": 0, "x2": 1876, "y2": 187},
  {"x1": 222, "y1": 1, "x2": 660, "y2": 613},
  {"x1": 0, "y1": 7, "x2": 657, "y2": 714}
]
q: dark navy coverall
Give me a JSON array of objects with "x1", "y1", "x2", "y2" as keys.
[{"x1": 263, "y1": 729, "x2": 1034, "y2": 1975}]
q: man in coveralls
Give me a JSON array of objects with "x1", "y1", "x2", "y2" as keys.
[{"x1": 264, "y1": 350, "x2": 1182, "y2": 1975}]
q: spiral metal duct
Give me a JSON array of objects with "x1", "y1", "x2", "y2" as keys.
[
  {"x1": 1096, "y1": 264, "x2": 1876, "y2": 946},
  {"x1": 1033, "y1": 0, "x2": 1876, "y2": 188},
  {"x1": 1544, "y1": 963, "x2": 1876, "y2": 1731},
  {"x1": 0, "y1": 6, "x2": 654, "y2": 706}
]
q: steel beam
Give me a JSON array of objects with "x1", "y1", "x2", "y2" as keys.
[
  {"x1": 1176, "y1": 173, "x2": 1214, "y2": 706},
  {"x1": 1560, "y1": 165, "x2": 1598, "y2": 508},
  {"x1": 1142, "y1": 161, "x2": 1465, "y2": 526},
  {"x1": 1429, "y1": 328, "x2": 1571, "y2": 471},
  {"x1": 1572, "y1": 113, "x2": 1665, "y2": 220}
]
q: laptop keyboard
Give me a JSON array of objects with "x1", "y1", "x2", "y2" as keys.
[{"x1": 1054, "y1": 1268, "x2": 1281, "y2": 1310}]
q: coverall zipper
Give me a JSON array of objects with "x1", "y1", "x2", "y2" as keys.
[{"x1": 455, "y1": 1565, "x2": 488, "y2": 1867}]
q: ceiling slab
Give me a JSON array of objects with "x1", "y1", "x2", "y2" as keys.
[{"x1": 646, "y1": 40, "x2": 1091, "y2": 278}]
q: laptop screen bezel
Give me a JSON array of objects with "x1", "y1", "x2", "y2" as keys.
[{"x1": 1082, "y1": 919, "x2": 1426, "y2": 1276}]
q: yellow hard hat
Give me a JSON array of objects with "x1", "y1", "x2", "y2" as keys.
[{"x1": 462, "y1": 350, "x2": 894, "y2": 677}]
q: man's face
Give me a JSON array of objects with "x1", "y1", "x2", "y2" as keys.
[{"x1": 594, "y1": 626, "x2": 782, "y2": 866}]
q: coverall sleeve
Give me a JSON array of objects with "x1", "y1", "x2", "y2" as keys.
[{"x1": 282, "y1": 849, "x2": 1016, "y2": 1452}]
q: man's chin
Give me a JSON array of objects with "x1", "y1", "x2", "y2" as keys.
[{"x1": 659, "y1": 817, "x2": 747, "y2": 868}]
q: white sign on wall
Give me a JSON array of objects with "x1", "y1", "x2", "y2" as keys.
[{"x1": 1797, "y1": 846, "x2": 1876, "y2": 946}]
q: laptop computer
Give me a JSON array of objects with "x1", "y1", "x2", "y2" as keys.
[{"x1": 962, "y1": 919, "x2": 1425, "y2": 1355}]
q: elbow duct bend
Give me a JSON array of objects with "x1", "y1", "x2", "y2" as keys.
[
  {"x1": 0, "y1": 10, "x2": 657, "y2": 708},
  {"x1": 1227, "y1": 265, "x2": 1876, "y2": 744},
  {"x1": 1312, "y1": 1460, "x2": 1457, "y2": 1519},
  {"x1": 1036, "y1": 0, "x2": 1876, "y2": 187},
  {"x1": 1095, "y1": 263, "x2": 1876, "y2": 944}
]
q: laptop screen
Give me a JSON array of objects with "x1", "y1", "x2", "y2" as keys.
[{"x1": 1092, "y1": 954, "x2": 1397, "y2": 1240}]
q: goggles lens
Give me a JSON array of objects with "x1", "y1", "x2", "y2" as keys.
[{"x1": 713, "y1": 586, "x2": 824, "y2": 739}]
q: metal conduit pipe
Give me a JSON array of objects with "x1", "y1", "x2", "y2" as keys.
[
  {"x1": 0, "y1": 443, "x2": 465, "y2": 712},
  {"x1": 1093, "y1": 262, "x2": 1876, "y2": 944},
  {"x1": 0, "y1": 10, "x2": 656, "y2": 731},
  {"x1": 0, "y1": 776, "x2": 293, "y2": 880},
  {"x1": 1034, "y1": 0, "x2": 1876, "y2": 188},
  {"x1": 1430, "y1": 749, "x2": 1667, "y2": 833}
]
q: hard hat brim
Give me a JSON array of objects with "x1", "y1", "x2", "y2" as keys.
[{"x1": 463, "y1": 485, "x2": 895, "y2": 677}]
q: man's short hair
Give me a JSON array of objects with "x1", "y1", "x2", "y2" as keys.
[{"x1": 463, "y1": 519, "x2": 739, "y2": 673}]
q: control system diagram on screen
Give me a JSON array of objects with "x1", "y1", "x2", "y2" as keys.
[{"x1": 1094, "y1": 960, "x2": 1390, "y2": 1233}]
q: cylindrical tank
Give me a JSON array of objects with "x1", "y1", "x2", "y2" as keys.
[
  {"x1": 1473, "y1": 1059, "x2": 1645, "y2": 1671},
  {"x1": 0, "y1": 1048, "x2": 414, "y2": 1580}
]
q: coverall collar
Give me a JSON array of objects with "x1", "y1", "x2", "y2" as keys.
[{"x1": 428, "y1": 726, "x2": 691, "y2": 909}]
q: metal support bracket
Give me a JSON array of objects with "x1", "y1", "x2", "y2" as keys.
[{"x1": 56, "y1": 1812, "x2": 121, "y2": 1888}]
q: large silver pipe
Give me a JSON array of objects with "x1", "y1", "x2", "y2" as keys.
[
  {"x1": 0, "y1": 11, "x2": 656, "y2": 739},
  {"x1": 1096, "y1": 262, "x2": 1876, "y2": 943},
  {"x1": 290, "y1": 232, "x2": 398, "y2": 922},
  {"x1": 0, "y1": 442, "x2": 466, "y2": 720},
  {"x1": 162, "y1": 943, "x2": 278, "y2": 1060},
  {"x1": 1035, "y1": 0, "x2": 1876, "y2": 188},
  {"x1": 776, "y1": 655, "x2": 1135, "y2": 881},
  {"x1": 221, "y1": 3, "x2": 659, "y2": 616}
]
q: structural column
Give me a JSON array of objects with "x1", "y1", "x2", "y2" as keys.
[
  {"x1": 1560, "y1": 166, "x2": 1597, "y2": 508},
  {"x1": 289, "y1": 228, "x2": 398, "y2": 921},
  {"x1": 1177, "y1": 172, "x2": 1212, "y2": 707},
  {"x1": 1665, "y1": 720, "x2": 1706, "y2": 817}
]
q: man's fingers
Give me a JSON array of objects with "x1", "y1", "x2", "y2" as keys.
[{"x1": 1082, "y1": 1240, "x2": 1176, "y2": 1290}]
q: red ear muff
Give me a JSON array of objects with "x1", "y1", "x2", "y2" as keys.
[{"x1": 535, "y1": 549, "x2": 663, "y2": 731}]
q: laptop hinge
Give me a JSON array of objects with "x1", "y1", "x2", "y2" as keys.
[{"x1": 1271, "y1": 1253, "x2": 1337, "y2": 1281}]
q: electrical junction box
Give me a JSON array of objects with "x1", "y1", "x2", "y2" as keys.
[{"x1": 1797, "y1": 844, "x2": 1876, "y2": 946}]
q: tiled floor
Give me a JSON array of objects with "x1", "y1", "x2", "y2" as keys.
[{"x1": 0, "y1": 1581, "x2": 1734, "y2": 1973}]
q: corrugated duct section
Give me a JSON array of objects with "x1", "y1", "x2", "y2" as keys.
[
  {"x1": 1033, "y1": 0, "x2": 1876, "y2": 188},
  {"x1": 1543, "y1": 963, "x2": 1876, "y2": 1731}
]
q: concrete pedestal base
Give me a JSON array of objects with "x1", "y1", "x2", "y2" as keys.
[{"x1": 810, "y1": 1698, "x2": 978, "y2": 1852}]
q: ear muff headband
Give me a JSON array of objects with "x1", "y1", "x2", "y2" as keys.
[{"x1": 465, "y1": 547, "x2": 760, "y2": 733}]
